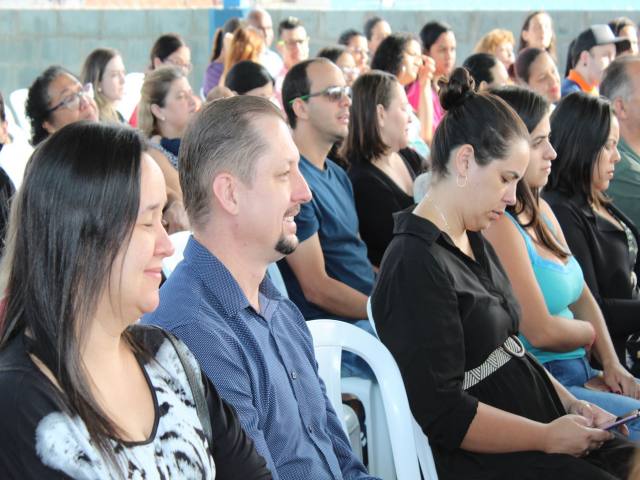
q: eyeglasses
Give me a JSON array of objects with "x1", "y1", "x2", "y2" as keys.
[
  {"x1": 164, "y1": 58, "x2": 193, "y2": 74},
  {"x1": 46, "y1": 83, "x2": 94, "y2": 114},
  {"x1": 289, "y1": 85, "x2": 352, "y2": 104},
  {"x1": 278, "y1": 37, "x2": 309, "y2": 48}
]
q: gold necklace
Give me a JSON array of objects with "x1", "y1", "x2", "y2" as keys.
[{"x1": 423, "y1": 193, "x2": 450, "y2": 233}]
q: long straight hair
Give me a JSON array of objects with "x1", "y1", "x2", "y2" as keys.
[
  {"x1": 491, "y1": 86, "x2": 569, "y2": 259},
  {"x1": 81, "y1": 48, "x2": 121, "y2": 123},
  {"x1": 0, "y1": 121, "x2": 145, "y2": 472}
]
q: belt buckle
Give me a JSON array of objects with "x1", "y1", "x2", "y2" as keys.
[{"x1": 503, "y1": 335, "x2": 525, "y2": 358}]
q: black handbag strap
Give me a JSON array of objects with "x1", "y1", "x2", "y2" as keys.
[{"x1": 162, "y1": 331, "x2": 213, "y2": 446}]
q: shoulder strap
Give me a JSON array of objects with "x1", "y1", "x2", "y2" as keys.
[{"x1": 162, "y1": 331, "x2": 213, "y2": 446}]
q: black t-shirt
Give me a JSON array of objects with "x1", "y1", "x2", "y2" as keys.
[{"x1": 0, "y1": 325, "x2": 271, "y2": 479}]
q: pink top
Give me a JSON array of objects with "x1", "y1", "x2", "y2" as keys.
[{"x1": 405, "y1": 81, "x2": 445, "y2": 133}]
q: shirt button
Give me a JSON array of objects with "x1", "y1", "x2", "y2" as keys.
[
  {"x1": 291, "y1": 370, "x2": 297, "y2": 380},
  {"x1": 307, "y1": 425, "x2": 313, "y2": 435}
]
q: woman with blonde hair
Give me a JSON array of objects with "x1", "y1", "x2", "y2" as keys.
[
  {"x1": 138, "y1": 66, "x2": 196, "y2": 233},
  {"x1": 219, "y1": 26, "x2": 265, "y2": 87},
  {"x1": 81, "y1": 48, "x2": 126, "y2": 123},
  {"x1": 474, "y1": 29, "x2": 516, "y2": 75}
]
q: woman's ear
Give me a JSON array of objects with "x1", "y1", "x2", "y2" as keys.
[
  {"x1": 452, "y1": 144, "x2": 475, "y2": 177},
  {"x1": 376, "y1": 104, "x2": 386, "y2": 129},
  {"x1": 150, "y1": 103, "x2": 164, "y2": 122}
]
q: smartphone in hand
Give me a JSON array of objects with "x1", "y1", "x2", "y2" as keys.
[{"x1": 597, "y1": 409, "x2": 640, "y2": 431}]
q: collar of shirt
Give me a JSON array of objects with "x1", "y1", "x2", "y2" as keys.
[
  {"x1": 183, "y1": 236, "x2": 283, "y2": 319},
  {"x1": 567, "y1": 69, "x2": 598, "y2": 96}
]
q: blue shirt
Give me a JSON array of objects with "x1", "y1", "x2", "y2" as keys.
[
  {"x1": 560, "y1": 77, "x2": 581, "y2": 98},
  {"x1": 278, "y1": 156, "x2": 375, "y2": 320},
  {"x1": 142, "y1": 237, "x2": 375, "y2": 480}
]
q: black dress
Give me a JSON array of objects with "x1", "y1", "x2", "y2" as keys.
[
  {"x1": 371, "y1": 209, "x2": 633, "y2": 480},
  {"x1": 349, "y1": 148, "x2": 425, "y2": 266}
]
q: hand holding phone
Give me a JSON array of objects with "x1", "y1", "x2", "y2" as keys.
[{"x1": 597, "y1": 409, "x2": 640, "y2": 431}]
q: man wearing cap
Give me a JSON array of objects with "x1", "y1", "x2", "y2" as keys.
[{"x1": 561, "y1": 24, "x2": 631, "y2": 97}]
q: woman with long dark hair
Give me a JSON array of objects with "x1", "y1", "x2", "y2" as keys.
[
  {"x1": 372, "y1": 68, "x2": 633, "y2": 479},
  {"x1": 485, "y1": 86, "x2": 640, "y2": 439},
  {"x1": 342, "y1": 70, "x2": 425, "y2": 267},
  {"x1": 0, "y1": 122, "x2": 270, "y2": 479},
  {"x1": 544, "y1": 92, "x2": 640, "y2": 371}
]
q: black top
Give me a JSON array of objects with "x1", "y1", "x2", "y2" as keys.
[
  {"x1": 372, "y1": 210, "x2": 573, "y2": 478},
  {"x1": 0, "y1": 325, "x2": 271, "y2": 480},
  {"x1": 544, "y1": 190, "x2": 640, "y2": 363},
  {"x1": 349, "y1": 148, "x2": 425, "y2": 266}
]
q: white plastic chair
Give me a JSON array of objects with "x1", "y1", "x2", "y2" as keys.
[
  {"x1": 162, "y1": 230, "x2": 192, "y2": 278},
  {"x1": 117, "y1": 72, "x2": 145, "y2": 123},
  {"x1": 366, "y1": 296, "x2": 439, "y2": 480},
  {"x1": 308, "y1": 319, "x2": 437, "y2": 479},
  {"x1": 8, "y1": 88, "x2": 29, "y2": 132}
]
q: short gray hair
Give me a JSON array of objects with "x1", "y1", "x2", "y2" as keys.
[
  {"x1": 601, "y1": 56, "x2": 640, "y2": 103},
  {"x1": 179, "y1": 95, "x2": 285, "y2": 230}
]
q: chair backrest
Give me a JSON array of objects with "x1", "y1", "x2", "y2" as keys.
[
  {"x1": 162, "y1": 230, "x2": 192, "y2": 278},
  {"x1": 8, "y1": 88, "x2": 29, "y2": 132},
  {"x1": 307, "y1": 319, "x2": 428, "y2": 480},
  {"x1": 366, "y1": 297, "x2": 439, "y2": 480},
  {"x1": 117, "y1": 72, "x2": 145, "y2": 122}
]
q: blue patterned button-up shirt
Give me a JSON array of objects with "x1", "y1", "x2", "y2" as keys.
[{"x1": 142, "y1": 237, "x2": 376, "y2": 480}]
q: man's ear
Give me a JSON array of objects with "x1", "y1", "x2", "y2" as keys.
[
  {"x1": 612, "y1": 96, "x2": 627, "y2": 120},
  {"x1": 212, "y1": 173, "x2": 240, "y2": 215},
  {"x1": 291, "y1": 98, "x2": 310, "y2": 122}
]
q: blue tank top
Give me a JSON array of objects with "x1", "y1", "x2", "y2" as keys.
[{"x1": 505, "y1": 212, "x2": 586, "y2": 364}]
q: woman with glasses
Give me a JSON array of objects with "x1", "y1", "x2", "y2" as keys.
[
  {"x1": 81, "y1": 48, "x2": 127, "y2": 123},
  {"x1": 342, "y1": 71, "x2": 426, "y2": 267},
  {"x1": 139, "y1": 67, "x2": 197, "y2": 234},
  {"x1": 25, "y1": 65, "x2": 98, "y2": 146},
  {"x1": 0, "y1": 121, "x2": 271, "y2": 479},
  {"x1": 371, "y1": 33, "x2": 434, "y2": 157},
  {"x1": 317, "y1": 46, "x2": 359, "y2": 87},
  {"x1": 372, "y1": 68, "x2": 633, "y2": 480}
]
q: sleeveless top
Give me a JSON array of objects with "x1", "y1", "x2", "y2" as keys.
[{"x1": 505, "y1": 212, "x2": 586, "y2": 364}]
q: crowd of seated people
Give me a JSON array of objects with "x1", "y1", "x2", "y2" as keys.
[{"x1": 1, "y1": 8, "x2": 640, "y2": 479}]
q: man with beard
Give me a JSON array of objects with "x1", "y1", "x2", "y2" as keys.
[
  {"x1": 280, "y1": 58, "x2": 375, "y2": 330},
  {"x1": 142, "y1": 96, "x2": 376, "y2": 480}
]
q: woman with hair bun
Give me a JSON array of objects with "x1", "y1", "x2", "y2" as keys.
[{"x1": 372, "y1": 67, "x2": 633, "y2": 479}]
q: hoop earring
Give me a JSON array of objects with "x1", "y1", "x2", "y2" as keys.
[{"x1": 456, "y1": 174, "x2": 467, "y2": 188}]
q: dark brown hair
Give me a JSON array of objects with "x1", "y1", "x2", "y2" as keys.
[
  {"x1": 491, "y1": 86, "x2": 568, "y2": 259},
  {"x1": 341, "y1": 70, "x2": 399, "y2": 165},
  {"x1": 0, "y1": 122, "x2": 147, "y2": 472},
  {"x1": 546, "y1": 92, "x2": 613, "y2": 207},
  {"x1": 431, "y1": 67, "x2": 529, "y2": 178},
  {"x1": 518, "y1": 11, "x2": 557, "y2": 59}
]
